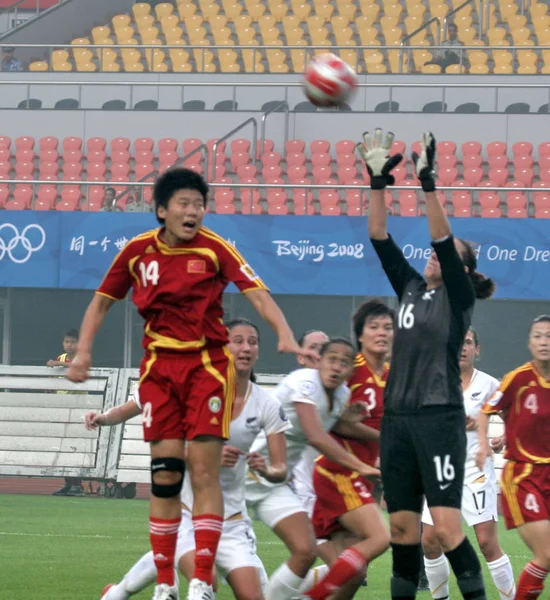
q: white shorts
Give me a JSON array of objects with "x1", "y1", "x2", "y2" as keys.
[
  {"x1": 246, "y1": 480, "x2": 307, "y2": 529},
  {"x1": 177, "y1": 509, "x2": 267, "y2": 588},
  {"x1": 422, "y1": 476, "x2": 499, "y2": 528}
]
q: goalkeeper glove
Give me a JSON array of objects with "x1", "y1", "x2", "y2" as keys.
[
  {"x1": 412, "y1": 132, "x2": 437, "y2": 192},
  {"x1": 356, "y1": 128, "x2": 403, "y2": 190}
]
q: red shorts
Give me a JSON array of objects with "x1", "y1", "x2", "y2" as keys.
[
  {"x1": 312, "y1": 465, "x2": 375, "y2": 539},
  {"x1": 139, "y1": 346, "x2": 235, "y2": 442},
  {"x1": 500, "y1": 461, "x2": 550, "y2": 530}
]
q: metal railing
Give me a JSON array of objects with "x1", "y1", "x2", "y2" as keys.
[
  {"x1": 4, "y1": 179, "x2": 548, "y2": 217},
  {"x1": 400, "y1": 17, "x2": 441, "y2": 73},
  {"x1": 0, "y1": 0, "x2": 65, "y2": 33},
  {"x1": 260, "y1": 100, "x2": 290, "y2": 164},
  {"x1": 211, "y1": 118, "x2": 257, "y2": 181}
]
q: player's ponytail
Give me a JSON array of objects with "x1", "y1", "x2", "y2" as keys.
[
  {"x1": 458, "y1": 238, "x2": 497, "y2": 300},
  {"x1": 250, "y1": 370, "x2": 257, "y2": 383}
]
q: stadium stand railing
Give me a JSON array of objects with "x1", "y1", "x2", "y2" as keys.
[{"x1": 0, "y1": 366, "x2": 505, "y2": 486}]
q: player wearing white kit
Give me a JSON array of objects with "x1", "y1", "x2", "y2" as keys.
[
  {"x1": 90, "y1": 319, "x2": 290, "y2": 600},
  {"x1": 421, "y1": 328, "x2": 515, "y2": 600},
  {"x1": 245, "y1": 337, "x2": 380, "y2": 600}
]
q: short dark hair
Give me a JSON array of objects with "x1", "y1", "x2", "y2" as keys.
[
  {"x1": 153, "y1": 168, "x2": 208, "y2": 224},
  {"x1": 352, "y1": 299, "x2": 395, "y2": 350},
  {"x1": 298, "y1": 329, "x2": 326, "y2": 347},
  {"x1": 319, "y1": 336, "x2": 355, "y2": 356},
  {"x1": 468, "y1": 326, "x2": 479, "y2": 346},
  {"x1": 448, "y1": 22, "x2": 457, "y2": 29},
  {"x1": 457, "y1": 239, "x2": 496, "y2": 300},
  {"x1": 530, "y1": 315, "x2": 550, "y2": 333},
  {"x1": 105, "y1": 187, "x2": 115, "y2": 195},
  {"x1": 64, "y1": 329, "x2": 79, "y2": 339},
  {"x1": 226, "y1": 318, "x2": 259, "y2": 381}
]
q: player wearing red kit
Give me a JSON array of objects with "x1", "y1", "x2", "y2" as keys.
[
  {"x1": 305, "y1": 299, "x2": 394, "y2": 600},
  {"x1": 477, "y1": 315, "x2": 550, "y2": 600},
  {"x1": 67, "y1": 169, "x2": 307, "y2": 600}
]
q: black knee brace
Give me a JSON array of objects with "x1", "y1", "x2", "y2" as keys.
[
  {"x1": 392, "y1": 543, "x2": 423, "y2": 584},
  {"x1": 151, "y1": 457, "x2": 185, "y2": 498}
]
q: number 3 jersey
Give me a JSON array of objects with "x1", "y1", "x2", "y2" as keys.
[
  {"x1": 316, "y1": 353, "x2": 388, "y2": 474},
  {"x1": 463, "y1": 369, "x2": 499, "y2": 484},
  {"x1": 97, "y1": 226, "x2": 268, "y2": 352},
  {"x1": 371, "y1": 235, "x2": 475, "y2": 414},
  {"x1": 482, "y1": 361, "x2": 550, "y2": 464}
]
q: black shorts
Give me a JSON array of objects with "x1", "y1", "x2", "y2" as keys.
[{"x1": 380, "y1": 408, "x2": 466, "y2": 514}]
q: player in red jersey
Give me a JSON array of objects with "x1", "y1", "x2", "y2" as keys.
[
  {"x1": 304, "y1": 299, "x2": 394, "y2": 600},
  {"x1": 477, "y1": 315, "x2": 550, "y2": 600},
  {"x1": 67, "y1": 169, "x2": 308, "y2": 600}
]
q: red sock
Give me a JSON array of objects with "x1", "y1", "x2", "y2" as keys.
[
  {"x1": 192, "y1": 513, "x2": 223, "y2": 585},
  {"x1": 305, "y1": 547, "x2": 367, "y2": 600},
  {"x1": 515, "y1": 562, "x2": 548, "y2": 599},
  {"x1": 149, "y1": 516, "x2": 181, "y2": 586}
]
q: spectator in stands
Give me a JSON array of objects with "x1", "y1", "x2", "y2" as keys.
[
  {"x1": 1, "y1": 47, "x2": 23, "y2": 72},
  {"x1": 100, "y1": 187, "x2": 117, "y2": 212},
  {"x1": 425, "y1": 23, "x2": 468, "y2": 72},
  {"x1": 125, "y1": 185, "x2": 152, "y2": 212},
  {"x1": 47, "y1": 328, "x2": 85, "y2": 497}
]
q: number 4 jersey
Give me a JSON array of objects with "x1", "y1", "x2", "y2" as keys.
[{"x1": 97, "y1": 226, "x2": 268, "y2": 352}]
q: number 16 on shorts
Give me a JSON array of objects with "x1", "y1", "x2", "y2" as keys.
[{"x1": 434, "y1": 454, "x2": 456, "y2": 491}]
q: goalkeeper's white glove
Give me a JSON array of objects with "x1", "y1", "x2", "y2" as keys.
[
  {"x1": 412, "y1": 132, "x2": 437, "y2": 192},
  {"x1": 356, "y1": 128, "x2": 403, "y2": 190}
]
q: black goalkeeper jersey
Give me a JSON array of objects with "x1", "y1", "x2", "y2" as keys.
[{"x1": 371, "y1": 234, "x2": 475, "y2": 414}]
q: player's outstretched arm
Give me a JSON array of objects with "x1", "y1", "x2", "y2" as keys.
[
  {"x1": 294, "y1": 402, "x2": 380, "y2": 478},
  {"x1": 67, "y1": 294, "x2": 114, "y2": 383},
  {"x1": 245, "y1": 289, "x2": 302, "y2": 355},
  {"x1": 331, "y1": 419, "x2": 380, "y2": 441},
  {"x1": 85, "y1": 400, "x2": 141, "y2": 430},
  {"x1": 475, "y1": 411, "x2": 493, "y2": 471},
  {"x1": 356, "y1": 128, "x2": 402, "y2": 240},
  {"x1": 411, "y1": 132, "x2": 451, "y2": 241}
]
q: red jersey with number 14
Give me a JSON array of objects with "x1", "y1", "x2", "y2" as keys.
[
  {"x1": 481, "y1": 362, "x2": 550, "y2": 464},
  {"x1": 316, "y1": 353, "x2": 388, "y2": 473},
  {"x1": 97, "y1": 226, "x2": 268, "y2": 353}
]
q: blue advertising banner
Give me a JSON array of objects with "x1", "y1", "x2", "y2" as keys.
[{"x1": 0, "y1": 212, "x2": 549, "y2": 299}]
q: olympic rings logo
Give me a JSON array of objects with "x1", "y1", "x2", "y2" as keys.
[{"x1": 0, "y1": 223, "x2": 46, "y2": 264}]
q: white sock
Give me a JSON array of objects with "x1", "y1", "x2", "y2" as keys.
[
  {"x1": 424, "y1": 555, "x2": 450, "y2": 600},
  {"x1": 487, "y1": 554, "x2": 516, "y2": 600},
  {"x1": 298, "y1": 565, "x2": 330, "y2": 592},
  {"x1": 266, "y1": 563, "x2": 305, "y2": 600},
  {"x1": 104, "y1": 551, "x2": 158, "y2": 599}
]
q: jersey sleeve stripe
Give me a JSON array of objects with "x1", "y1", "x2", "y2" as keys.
[
  {"x1": 96, "y1": 290, "x2": 124, "y2": 301},
  {"x1": 500, "y1": 461, "x2": 525, "y2": 528}
]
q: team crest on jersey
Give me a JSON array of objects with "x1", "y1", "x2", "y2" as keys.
[
  {"x1": 240, "y1": 263, "x2": 259, "y2": 281},
  {"x1": 299, "y1": 380, "x2": 317, "y2": 396},
  {"x1": 145, "y1": 245, "x2": 155, "y2": 254},
  {"x1": 188, "y1": 259, "x2": 206, "y2": 274},
  {"x1": 279, "y1": 405, "x2": 288, "y2": 422},
  {"x1": 208, "y1": 396, "x2": 222, "y2": 413}
]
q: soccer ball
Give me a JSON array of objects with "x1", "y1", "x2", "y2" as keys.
[{"x1": 303, "y1": 53, "x2": 358, "y2": 107}]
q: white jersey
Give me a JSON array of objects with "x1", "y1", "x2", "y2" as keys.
[
  {"x1": 291, "y1": 445, "x2": 319, "y2": 516},
  {"x1": 463, "y1": 369, "x2": 499, "y2": 484},
  {"x1": 247, "y1": 368, "x2": 350, "y2": 490},
  {"x1": 181, "y1": 381, "x2": 291, "y2": 519}
]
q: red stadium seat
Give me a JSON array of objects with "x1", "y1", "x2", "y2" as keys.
[
  {"x1": 462, "y1": 155, "x2": 483, "y2": 169},
  {"x1": 231, "y1": 152, "x2": 251, "y2": 170},
  {"x1": 0, "y1": 136, "x2": 11, "y2": 150},
  {"x1": 513, "y1": 155, "x2": 534, "y2": 169},
  {"x1": 320, "y1": 204, "x2": 341, "y2": 216},
  {"x1": 487, "y1": 155, "x2": 509, "y2": 169},
  {"x1": 262, "y1": 152, "x2": 282, "y2": 166},
  {"x1": 0, "y1": 149, "x2": 10, "y2": 162},
  {"x1": 533, "y1": 190, "x2": 550, "y2": 208},
  {"x1": 87, "y1": 150, "x2": 107, "y2": 164},
  {"x1": 256, "y1": 139, "x2": 274, "y2": 160},
  {"x1": 487, "y1": 141, "x2": 507, "y2": 157},
  {"x1": 336, "y1": 153, "x2": 356, "y2": 168},
  {"x1": 288, "y1": 165, "x2": 308, "y2": 182},
  {"x1": 159, "y1": 151, "x2": 179, "y2": 167},
  {"x1": 39, "y1": 136, "x2": 59, "y2": 150},
  {"x1": 216, "y1": 202, "x2": 238, "y2": 214},
  {"x1": 319, "y1": 190, "x2": 341, "y2": 207},
  {"x1": 135, "y1": 164, "x2": 155, "y2": 180},
  {"x1": 338, "y1": 166, "x2": 357, "y2": 183},
  {"x1": 437, "y1": 155, "x2": 458, "y2": 169},
  {"x1": 111, "y1": 163, "x2": 131, "y2": 178},
  {"x1": 5, "y1": 198, "x2": 27, "y2": 210},
  {"x1": 237, "y1": 164, "x2": 258, "y2": 180},
  {"x1": 111, "y1": 137, "x2": 131, "y2": 152},
  {"x1": 15, "y1": 162, "x2": 34, "y2": 177},
  {"x1": 479, "y1": 192, "x2": 501, "y2": 209},
  {"x1": 13, "y1": 185, "x2": 33, "y2": 207},
  {"x1": 487, "y1": 168, "x2": 509, "y2": 186},
  {"x1": 311, "y1": 153, "x2": 331, "y2": 167},
  {"x1": 461, "y1": 141, "x2": 482, "y2": 155},
  {"x1": 63, "y1": 162, "x2": 82, "y2": 178},
  {"x1": 262, "y1": 165, "x2": 283, "y2": 180},
  {"x1": 63, "y1": 137, "x2": 83, "y2": 151},
  {"x1": 452, "y1": 191, "x2": 472, "y2": 212},
  {"x1": 538, "y1": 169, "x2": 550, "y2": 185},
  {"x1": 15, "y1": 136, "x2": 35, "y2": 150},
  {"x1": 207, "y1": 139, "x2": 226, "y2": 155},
  {"x1": 241, "y1": 188, "x2": 261, "y2": 208},
  {"x1": 335, "y1": 140, "x2": 355, "y2": 155},
  {"x1": 287, "y1": 153, "x2": 306, "y2": 167},
  {"x1": 87, "y1": 137, "x2": 107, "y2": 152},
  {"x1": 411, "y1": 141, "x2": 422, "y2": 157},
  {"x1": 515, "y1": 168, "x2": 534, "y2": 187},
  {"x1": 0, "y1": 162, "x2": 10, "y2": 176},
  {"x1": 507, "y1": 208, "x2": 527, "y2": 218},
  {"x1": 135, "y1": 137, "x2": 154, "y2": 152},
  {"x1": 135, "y1": 150, "x2": 155, "y2": 165},
  {"x1": 111, "y1": 150, "x2": 130, "y2": 164},
  {"x1": 267, "y1": 203, "x2": 290, "y2": 215},
  {"x1": 506, "y1": 192, "x2": 527, "y2": 209},
  {"x1": 158, "y1": 138, "x2": 178, "y2": 153},
  {"x1": 312, "y1": 166, "x2": 333, "y2": 183},
  {"x1": 87, "y1": 163, "x2": 107, "y2": 179},
  {"x1": 437, "y1": 141, "x2": 457, "y2": 156},
  {"x1": 0, "y1": 185, "x2": 9, "y2": 208},
  {"x1": 391, "y1": 140, "x2": 406, "y2": 156},
  {"x1": 183, "y1": 138, "x2": 202, "y2": 154},
  {"x1": 310, "y1": 139, "x2": 330, "y2": 154},
  {"x1": 480, "y1": 207, "x2": 502, "y2": 217},
  {"x1": 512, "y1": 141, "x2": 533, "y2": 157},
  {"x1": 266, "y1": 190, "x2": 289, "y2": 206},
  {"x1": 538, "y1": 142, "x2": 550, "y2": 157},
  {"x1": 15, "y1": 149, "x2": 34, "y2": 162},
  {"x1": 35, "y1": 185, "x2": 58, "y2": 210},
  {"x1": 63, "y1": 149, "x2": 83, "y2": 164},
  {"x1": 392, "y1": 167, "x2": 408, "y2": 184},
  {"x1": 87, "y1": 186, "x2": 105, "y2": 211},
  {"x1": 231, "y1": 139, "x2": 251, "y2": 155},
  {"x1": 463, "y1": 168, "x2": 484, "y2": 186},
  {"x1": 40, "y1": 162, "x2": 58, "y2": 178},
  {"x1": 39, "y1": 149, "x2": 59, "y2": 163},
  {"x1": 535, "y1": 207, "x2": 550, "y2": 217},
  {"x1": 438, "y1": 168, "x2": 458, "y2": 186},
  {"x1": 285, "y1": 139, "x2": 306, "y2": 154}
]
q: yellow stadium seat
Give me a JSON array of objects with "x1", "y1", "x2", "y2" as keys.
[
  {"x1": 384, "y1": 4, "x2": 403, "y2": 19},
  {"x1": 512, "y1": 27, "x2": 532, "y2": 43},
  {"x1": 364, "y1": 49, "x2": 384, "y2": 66},
  {"x1": 219, "y1": 58, "x2": 241, "y2": 73},
  {"x1": 52, "y1": 49, "x2": 69, "y2": 63},
  {"x1": 493, "y1": 49, "x2": 513, "y2": 65},
  {"x1": 234, "y1": 15, "x2": 252, "y2": 30},
  {"x1": 112, "y1": 14, "x2": 131, "y2": 29},
  {"x1": 155, "y1": 3, "x2": 174, "y2": 19},
  {"x1": 188, "y1": 27, "x2": 208, "y2": 43},
  {"x1": 259, "y1": 14, "x2": 277, "y2": 30},
  {"x1": 454, "y1": 15, "x2": 473, "y2": 29},
  {"x1": 500, "y1": 2, "x2": 518, "y2": 18},
  {"x1": 121, "y1": 48, "x2": 141, "y2": 62},
  {"x1": 340, "y1": 48, "x2": 360, "y2": 71},
  {"x1": 356, "y1": 15, "x2": 375, "y2": 30},
  {"x1": 469, "y1": 50, "x2": 488, "y2": 65},
  {"x1": 507, "y1": 14, "x2": 528, "y2": 29},
  {"x1": 29, "y1": 61, "x2": 49, "y2": 71},
  {"x1": 338, "y1": 3, "x2": 357, "y2": 20},
  {"x1": 445, "y1": 63, "x2": 466, "y2": 73},
  {"x1": 223, "y1": 2, "x2": 243, "y2": 19},
  {"x1": 290, "y1": 47, "x2": 307, "y2": 71},
  {"x1": 116, "y1": 27, "x2": 135, "y2": 43},
  {"x1": 469, "y1": 64, "x2": 489, "y2": 74},
  {"x1": 493, "y1": 64, "x2": 513, "y2": 73},
  {"x1": 141, "y1": 27, "x2": 161, "y2": 42},
  {"x1": 359, "y1": 1, "x2": 380, "y2": 20},
  {"x1": 91, "y1": 26, "x2": 111, "y2": 43},
  {"x1": 331, "y1": 15, "x2": 350, "y2": 28},
  {"x1": 165, "y1": 27, "x2": 184, "y2": 43},
  {"x1": 202, "y1": 3, "x2": 220, "y2": 21},
  {"x1": 518, "y1": 50, "x2": 538, "y2": 65},
  {"x1": 73, "y1": 48, "x2": 94, "y2": 63},
  {"x1": 160, "y1": 15, "x2": 179, "y2": 30},
  {"x1": 293, "y1": 3, "x2": 312, "y2": 21},
  {"x1": 286, "y1": 27, "x2": 305, "y2": 43},
  {"x1": 313, "y1": 40, "x2": 333, "y2": 54},
  {"x1": 487, "y1": 27, "x2": 507, "y2": 44},
  {"x1": 459, "y1": 27, "x2": 478, "y2": 43},
  {"x1": 366, "y1": 63, "x2": 388, "y2": 73},
  {"x1": 238, "y1": 28, "x2": 257, "y2": 44},
  {"x1": 262, "y1": 27, "x2": 280, "y2": 43},
  {"x1": 532, "y1": 2, "x2": 548, "y2": 17},
  {"x1": 132, "y1": 3, "x2": 151, "y2": 18},
  {"x1": 315, "y1": 3, "x2": 334, "y2": 21},
  {"x1": 173, "y1": 61, "x2": 193, "y2": 72},
  {"x1": 384, "y1": 27, "x2": 403, "y2": 43},
  {"x1": 76, "y1": 62, "x2": 97, "y2": 72},
  {"x1": 517, "y1": 64, "x2": 537, "y2": 74},
  {"x1": 101, "y1": 62, "x2": 121, "y2": 72},
  {"x1": 178, "y1": 3, "x2": 197, "y2": 19},
  {"x1": 407, "y1": 3, "x2": 426, "y2": 18},
  {"x1": 430, "y1": 3, "x2": 449, "y2": 18},
  {"x1": 53, "y1": 62, "x2": 73, "y2": 72},
  {"x1": 247, "y1": 2, "x2": 266, "y2": 20},
  {"x1": 388, "y1": 49, "x2": 408, "y2": 72},
  {"x1": 125, "y1": 61, "x2": 146, "y2": 72},
  {"x1": 538, "y1": 28, "x2": 550, "y2": 43},
  {"x1": 307, "y1": 15, "x2": 325, "y2": 29},
  {"x1": 381, "y1": 15, "x2": 400, "y2": 29},
  {"x1": 136, "y1": 15, "x2": 156, "y2": 31},
  {"x1": 170, "y1": 47, "x2": 190, "y2": 63},
  {"x1": 422, "y1": 63, "x2": 441, "y2": 73},
  {"x1": 283, "y1": 14, "x2": 300, "y2": 29},
  {"x1": 270, "y1": 2, "x2": 289, "y2": 20},
  {"x1": 359, "y1": 27, "x2": 379, "y2": 44},
  {"x1": 145, "y1": 49, "x2": 168, "y2": 71},
  {"x1": 334, "y1": 26, "x2": 354, "y2": 43},
  {"x1": 195, "y1": 55, "x2": 217, "y2": 72},
  {"x1": 210, "y1": 14, "x2": 229, "y2": 30},
  {"x1": 404, "y1": 15, "x2": 424, "y2": 33},
  {"x1": 96, "y1": 47, "x2": 117, "y2": 63},
  {"x1": 71, "y1": 37, "x2": 90, "y2": 45},
  {"x1": 413, "y1": 51, "x2": 433, "y2": 69},
  {"x1": 534, "y1": 16, "x2": 550, "y2": 34},
  {"x1": 185, "y1": 14, "x2": 204, "y2": 29},
  {"x1": 310, "y1": 27, "x2": 329, "y2": 43}
]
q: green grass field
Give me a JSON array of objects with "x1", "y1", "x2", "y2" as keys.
[{"x1": 0, "y1": 494, "x2": 529, "y2": 599}]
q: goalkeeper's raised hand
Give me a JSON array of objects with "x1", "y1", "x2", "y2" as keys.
[
  {"x1": 412, "y1": 131, "x2": 437, "y2": 192},
  {"x1": 356, "y1": 128, "x2": 403, "y2": 190}
]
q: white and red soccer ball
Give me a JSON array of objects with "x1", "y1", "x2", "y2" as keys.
[{"x1": 303, "y1": 53, "x2": 358, "y2": 107}]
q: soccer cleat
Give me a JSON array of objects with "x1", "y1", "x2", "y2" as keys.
[
  {"x1": 186, "y1": 578, "x2": 213, "y2": 600},
  {"x1": 152, "y1": 583, "x2": 179, "y2": 600},
  {"x1": 66, "y1": 485, "x2": 85, "y2": 496},
  {"x1": 52, "y1": 482, "x2": 71, "y2": 496},
  {"x1": 101, "y1": 584, "x2": 115, "y2": 598}
]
